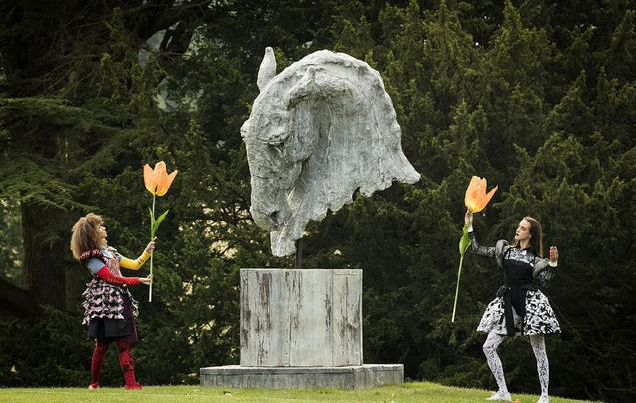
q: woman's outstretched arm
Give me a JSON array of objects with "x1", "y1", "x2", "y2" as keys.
[
  {"x1": 119, "y1": 240, "x2": 155, "y2": 270},
  {"x1": 86, "y1": 257, "x2": 152, "y2": 285},
  {"x1": 465, "y1": 209, "x2": 496, "y2": 258}
]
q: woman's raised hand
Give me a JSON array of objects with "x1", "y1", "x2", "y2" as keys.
[
  {"x1": 464, "y1": 209, "x2": 473, "y2": 227},
  {"x1": 145, "y1": 238, "x2": 156, "y2": 253},
  {"x1": 549, "y1": 246, "x2": 558, "y2": 264}
]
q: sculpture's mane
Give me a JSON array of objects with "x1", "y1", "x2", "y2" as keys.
[{"x1": 242, "y1": 50, "x2": 420, "y2": 257}]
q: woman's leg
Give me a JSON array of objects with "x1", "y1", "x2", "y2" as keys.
[
  {"x1": 90, "y1": 339, "x2": 111, "y2": 388},
  {"x1": 483, "y1": 331, "x2": 511, "y2": 399},
  {"x1": 115, "y1": 337, "x2": 141, "y2": 389},
  {"x1": 529, "y1": 334, "x2": 549, "y2": 400}
]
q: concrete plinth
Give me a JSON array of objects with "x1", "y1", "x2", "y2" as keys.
[
  {"x1": 240, "y1": 269, "x2": 362, "y2": 367},
  {"x1": 200, "y1": 364, "x2": 404, "y2": 389},
  {"x1": 200, "y1": 268, "x2": 403, "y2": 389}
]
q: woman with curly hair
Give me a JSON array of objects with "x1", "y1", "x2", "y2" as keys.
[
  {"x1": 70, "y1": 213, "x2": 153, "y2": 390},
  {"x1": 466, "y1": 210, "x2": 560, "y2": 403}
]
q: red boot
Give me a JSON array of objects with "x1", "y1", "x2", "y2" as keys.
[
  {"x1": 116, "y1": 337, "x2": 142, "y2": 389},
  {"x1": 89, "y1": 339, "x2": 110, "y2": 389}
]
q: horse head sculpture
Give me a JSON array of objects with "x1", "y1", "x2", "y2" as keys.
[{"x1": 242, "y1": 49, "x2": 420, "y2": 257}]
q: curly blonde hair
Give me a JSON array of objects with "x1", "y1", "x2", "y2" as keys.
[{"x1": 70, "y1": 213, "x2": 103, "y2": 261}]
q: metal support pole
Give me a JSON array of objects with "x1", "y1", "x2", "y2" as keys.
[{"x1": 295, "y1": 238, "x2": 303, "y2": 270}]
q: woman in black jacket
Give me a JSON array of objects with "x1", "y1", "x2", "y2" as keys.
[{"x1": 465, "y1": 210, "x2": 560, "y2": 403}]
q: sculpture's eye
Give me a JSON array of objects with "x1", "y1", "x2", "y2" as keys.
[{"x1": 270, "y1": 143, "x2": 284, "y2": 155}]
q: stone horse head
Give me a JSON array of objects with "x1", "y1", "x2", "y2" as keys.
[{"x1": 241, "y1": 49, "x2": 420, "y2": 257}]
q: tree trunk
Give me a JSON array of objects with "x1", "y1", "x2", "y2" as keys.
[
  {"x1": 0, "y1": 276, "x2": 41, "y2": 317},
  {"x1": 21, "y1": 202, "x2": 72, "y2": 310}
]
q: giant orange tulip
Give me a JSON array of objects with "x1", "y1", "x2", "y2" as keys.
[
  {"x1": 464, "y1": 176, "x2": 498, "y2": 213},
  {"x1": 143, "y1": 161, "x2": 177, "y2": 302},
  {"x1": 144, "y1": 161, "x2": 178, "y2": 196},
  {"x1": 453, "y1": 175, "x2": 498, "y2": 323}
]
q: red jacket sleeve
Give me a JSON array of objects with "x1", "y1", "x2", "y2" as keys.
[{"x1": 96, "y1": 266, "x2": 140, "y2": 285}]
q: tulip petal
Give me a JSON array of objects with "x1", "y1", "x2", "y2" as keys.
[
  {"x1": 155, "y1": 169, "x2": 178, "y2": 196},
  {"x1": 472, "y1": 178, "x2": 488, "y2": 212},
  {"x1": 144, "y1": 164, "x2": 156, "y2": 195},
  {"x1": 465, "y1": 177, "x2": 484, "y2": 212},
  {"x1": 464, "y1": 176, "x2": 480, "y2": 208},
  {"x1": 464, "y1": 176, "x2": 497, "y2": 213},
  {"x1": 482, "y1": 185, "x2": 498, "y2": 208},
  {"x1": 154, "y1": 161, "x2": 167, "y2": 176},
  {"x1": 468, "y1": 176, "x2": 480, "y2": 187}
]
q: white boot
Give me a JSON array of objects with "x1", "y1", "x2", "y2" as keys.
[
  {"x1": 486, "y1": 390, "x2": 512, "y2": 401},
  {"x1": 536, "y1": 395, "x2": 549, "y2": 403}
]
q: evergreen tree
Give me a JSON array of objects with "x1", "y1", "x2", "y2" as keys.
[{"x1": 1, "y1": 1, "x2": 635, "y2": 401}]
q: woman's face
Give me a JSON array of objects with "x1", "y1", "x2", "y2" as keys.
[
  {"x1": 514, "y1": 219, "x2": 531, "y2": 242},
  {"x1": 96, "y1": 224, "x2": 108, "y2": 247}
]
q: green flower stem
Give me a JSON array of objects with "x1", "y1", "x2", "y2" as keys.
[
  {"x1": 453, "y1": 223, "x2": 471, "y2": 323},
  {"x1": 451, "y1": 254, "x2": 464, "y2": 323},
  {"x1": 149, "y1": 193, "x2": 155, "y2": 303}
]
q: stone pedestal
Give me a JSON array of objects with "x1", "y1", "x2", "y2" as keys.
[
  {"x1": 200, "y1": 268, "x2": 403, "y2": 388},
  {"x1": 240, "y1": 269, "x2": 362, "y2": 367},
  {"x1": 200, "y1": 364, "x2": 404, "y2": 389}
]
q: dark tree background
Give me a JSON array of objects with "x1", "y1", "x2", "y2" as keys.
[{"x1": 1, "y1": 1, "x2": 635, "y2": 402}]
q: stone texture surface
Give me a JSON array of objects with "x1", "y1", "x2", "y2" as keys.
[
  {"x1": 242, "y1": 49, "x2": 421, "y2": 256},
  {"x1": 240, "y1": 269, "x2": 362, "y2": 367},
  {"x1": 200, "y1": 364, "x2": 404, "y2": 389},
  {"x1": 257, "y1": 47, "x2": 276, "y2": 92}
]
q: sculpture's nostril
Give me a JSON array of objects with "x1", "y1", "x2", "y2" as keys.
[{"x1": 269, "y1": 211, "x2": 278, "y2": 223}]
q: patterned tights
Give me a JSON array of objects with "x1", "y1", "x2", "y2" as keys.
[
  {"x1": 90, "y1": 337, "x2": 137, "y2": 387},
  {"x1": 483, "y1": 331, "x2": 549, "y2": 397}
]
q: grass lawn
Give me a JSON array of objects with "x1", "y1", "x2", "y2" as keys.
[{"x1": 0, "y1": 382, "x2": 603, "y2": 403}]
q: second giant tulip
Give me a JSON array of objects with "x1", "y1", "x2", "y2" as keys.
[{"x1": 464, "y1": 176, "x2": 498, "y2": 213}]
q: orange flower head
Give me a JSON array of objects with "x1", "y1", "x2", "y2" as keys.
[
  {"x1": 144, "y1": 161, "x2": 178, "y2": 196},
  {"x1": 464, "y1": 175, "x2": 498, "y2": 213}
]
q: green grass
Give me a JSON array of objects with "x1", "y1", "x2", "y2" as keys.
[{"x1": 0, "y1": 382, "x2": 604, "y2": 403}]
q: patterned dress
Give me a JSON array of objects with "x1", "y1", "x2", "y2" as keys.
[
  {"x1": 469, "y1": 231, "x2": 561, "y2": 336},
  {"x1": 81, "y1": 247, "x2": 140, "y2": 343}
]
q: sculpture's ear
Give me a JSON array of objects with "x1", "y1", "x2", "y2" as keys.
[
  {"x1": 257, "y1": 47, "x2": 277, "y2": 92},
  {"x1": 285, "y1": 66, "x2": 317, "y2": 110}
]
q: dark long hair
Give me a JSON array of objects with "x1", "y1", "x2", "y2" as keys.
[{"x1": 511, "y1": 216, "x2": 544, "y2": 257}]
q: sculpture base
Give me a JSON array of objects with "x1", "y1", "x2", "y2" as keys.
[
  {"x1": 200, "y1": 364, "x2": 403, "y2": 389},
  {"x1": 240, "y1": 269, "x2": 362, "y2": 366}
]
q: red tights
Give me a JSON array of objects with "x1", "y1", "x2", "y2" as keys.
[{"x1": 90, "y1": 337, "x2": 140, "y2": 388}]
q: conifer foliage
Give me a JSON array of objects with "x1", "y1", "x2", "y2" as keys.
[{"x1": 1, "y1": 1, "x2": 635, "y2": 402}]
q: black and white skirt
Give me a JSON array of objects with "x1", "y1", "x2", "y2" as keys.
[{"x1": 477, "y1": 289, "x2": 561, "y2": 336}]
